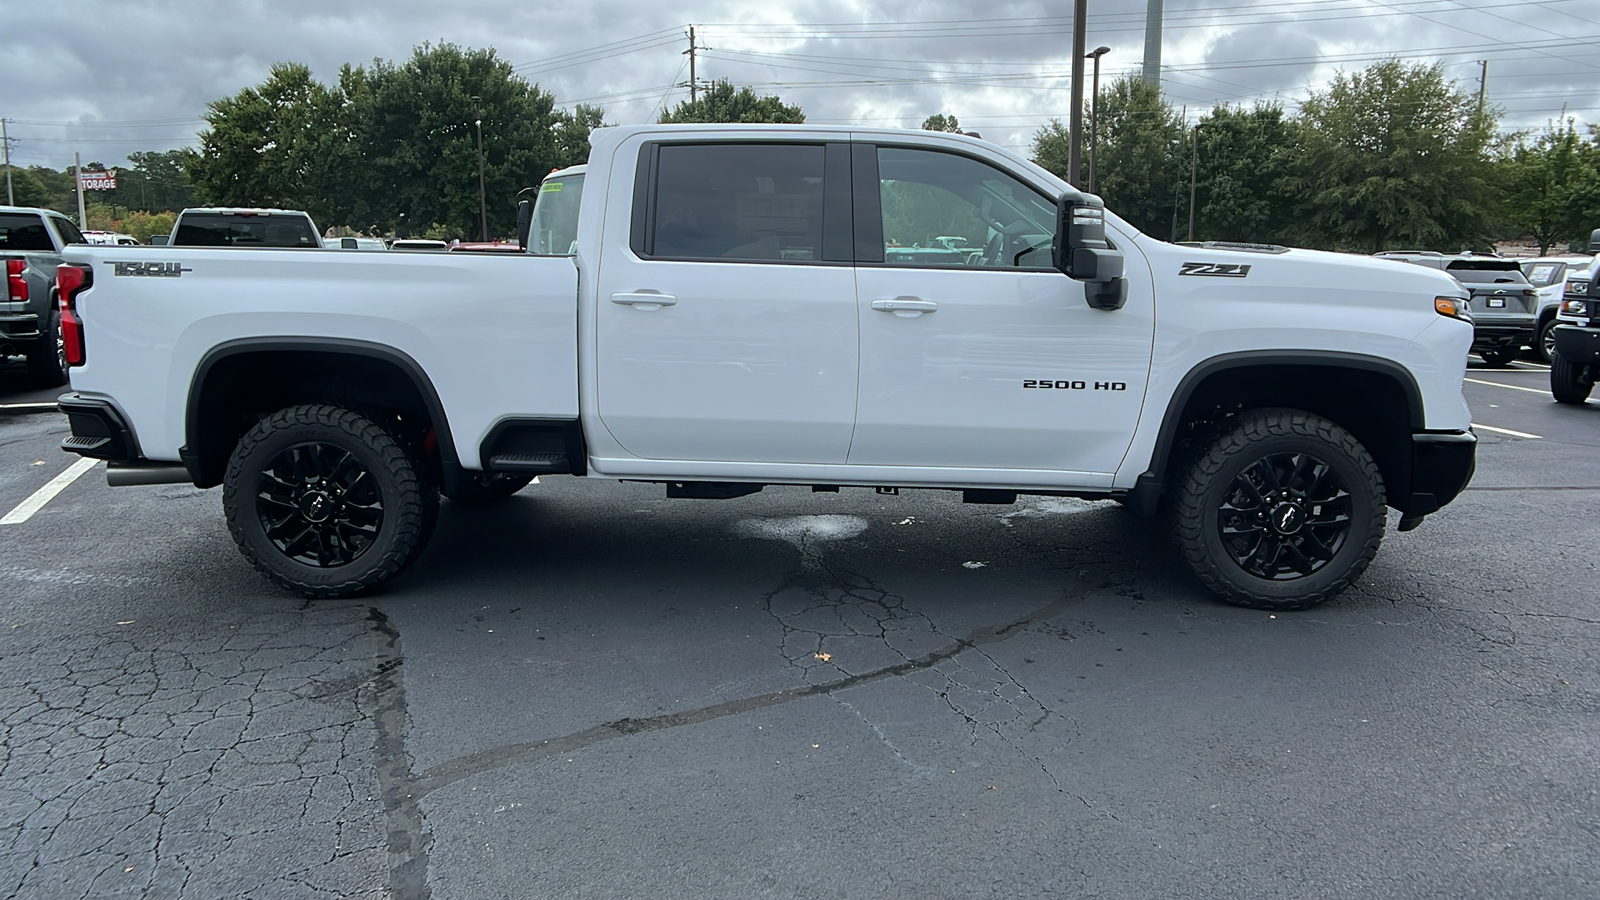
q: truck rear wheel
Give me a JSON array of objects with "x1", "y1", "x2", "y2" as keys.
[
  {"x1": 223, "y1": 405, "x2": 438, "y2": 598},
  {"x1": 1550, "y1": 351, "x2": 1594, "y2": 405},
  {"x1": 25, "y1": 309, "x2": 68, "y2": 388},
  {"x1": 1173, "y1": 409, "x2": 1385, "y2": 610}
]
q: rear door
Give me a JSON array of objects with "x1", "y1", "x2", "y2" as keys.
[{"x1": 592, "y1": 138, "x2": 859, "y2": 463}]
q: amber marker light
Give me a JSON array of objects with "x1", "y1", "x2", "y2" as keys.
[{"x1": 1435, "y1": 296, "x2": 1471, "y2": 320}]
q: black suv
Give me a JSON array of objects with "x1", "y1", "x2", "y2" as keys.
[{"x1": 1377, "y1": 253, "x2": 1540, "y2": 366}]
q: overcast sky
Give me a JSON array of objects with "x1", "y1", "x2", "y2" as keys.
[{"x1": 4, "y1": 0, "x2": 1600, "y2": 170}]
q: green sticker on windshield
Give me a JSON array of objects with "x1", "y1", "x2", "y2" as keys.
[{"x1": 541, "y1": 182, "x2": 562, "y2": 192}]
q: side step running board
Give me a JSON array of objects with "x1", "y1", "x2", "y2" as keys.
[{"x1": 487, "y1": 451, "x2": 570, "y2": 473}]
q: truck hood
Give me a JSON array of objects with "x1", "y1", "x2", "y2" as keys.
[{"x1": 1131, "y1": 237, "x2": 1468, "y2": 304}]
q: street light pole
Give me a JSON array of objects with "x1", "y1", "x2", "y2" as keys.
[
  {"x1": 1067, "y1": 0, "x2": 1089, "y2": 185},
  {"x1": 1188, "y1": 123, "x2": 1201, "y2": 242},
  {"x1": 472, "y1": 96, "x2": 488, "y2": 242},
  {"x1": 1086, "y1": 46, "x2": 1110, "y2": 192}
]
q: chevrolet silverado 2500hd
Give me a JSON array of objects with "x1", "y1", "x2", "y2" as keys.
[{"x1": 55, "y1": 124, "x2": 1478, "y2": 610}]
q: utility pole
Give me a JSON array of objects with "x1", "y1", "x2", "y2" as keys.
[
  {"x1": 687, "y1": 26, "x2": 699, "y2": 103},
  {"x1": 1068, "y1": 0, "x2": 1088, "y2": 186},
  {"x1": 1476, "y1": 60, "x2": 1488, "y2": 121},
  {"x1": 472, "y1": 97, "x2": 488, "y2": 242},
  {"x1": 74, "y1": 151, "x2": 86, "y2": 228},
  {"x1": 1188, "y1": 123, "x2": 1201, "y2": 242},
  {"x1": 2, "y1": 118, "x2": 12, "y2": 206},
  {"x1": 1143, "y1": 0, "x2": 1163, "y2": 89}
]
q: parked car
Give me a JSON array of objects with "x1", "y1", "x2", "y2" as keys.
[
  {"x1": 57, "y1": 123, "x2": 1477, "y2": 611},
  {"x1": 0, "y1": 205, "x2": 84, "y2": 386},
  {"x1": 82, "y1": 230, "x2": 140, "y2": 246},
  {"x1": 1377, "y1": 252, "x2": 1539, "y2": 366},
  {"x1": 388, "y1": 239, "x2": 449, "y2": 251},
  {"x1": 1519, "y1": 255, "x2": 1593, "y2": 362},
  {"x1": 330, "y1": 237, "x2": 388, "y2": 251},
  {"x1": 168, "y1": 208, "x2": 322, "y2": 248}
]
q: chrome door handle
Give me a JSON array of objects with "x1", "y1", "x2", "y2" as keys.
[
  {"x1": 871, "y1": 297, "x2": 938, "y2": 315},
  {"x1": 611, "y1": 291, "x2": 678, "y2": 310}
]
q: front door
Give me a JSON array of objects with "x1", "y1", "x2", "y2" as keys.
[
  {"x1": 594, "y1": 139, "x2": 858, "y2": 463},
  {"x1": 849, "y1": 144, "x2": 1155, "y2": 477}
]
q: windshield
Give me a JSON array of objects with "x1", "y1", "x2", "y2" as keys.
[
  {"x1": 1519, "y1": 261, "x2": 1566, "y2": 287},
  {"x1": 528, "y1": 174, "x2": 583, "y2": 256}
]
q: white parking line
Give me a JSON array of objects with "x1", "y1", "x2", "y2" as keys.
[
  {"x1": 1511, "y1": 361, "x2": 1551, "y2": 370},
  {"x1": 1, "y1": 458, "x2": 102, "y2": 525},
  {"x1": 1472, "y1": 423, "x2": 1543, "y2": 439},
  {"x1": 1464, "y1": 377, "x2": 1550, "y2": 395}
]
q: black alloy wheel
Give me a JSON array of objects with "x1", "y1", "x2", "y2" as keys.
[
  {"x1": 1173, "y1": 409, "x2": 1386, "y2": 610},
  {"x1": 224, "y1": 405, "x2": 437, "y2": 598},
  {"x1": 1216, "y1": 452, "x2": 1350, "y2": 580},
  {"x1": 256, "y1": 441, "x2": 383, "y2": 567}
]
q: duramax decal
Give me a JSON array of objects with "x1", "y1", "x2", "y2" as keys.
[
  {"x1": 1180, "y1": 262, "x2": 1251, "y2": 278},
  {"x1": 108, "y1": 262, "x2": 192, "y2": 277}
]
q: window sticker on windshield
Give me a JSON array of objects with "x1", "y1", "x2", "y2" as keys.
[{"x1": 541, "y1": 183, "x2": 562, "y2": 192}]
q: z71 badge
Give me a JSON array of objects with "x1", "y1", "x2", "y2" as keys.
[
  {"x1": 1180, "y1": 262, "x2": 1251, "y2": 278},
  {"x1": 108, "y1": 261, "x2": 192, "y2": 278}
]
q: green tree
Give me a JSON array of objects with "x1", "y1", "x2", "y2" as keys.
[
  {"x1": 189, "y1": 62, "x2": 355, "y2": 226},
  {"x1": 1288, "y1": 60, "x2": 1499, "y2": 252},
  {"x1": 658, "y1": 79, "x2": 805, "y2": 124},
  {"x1": 356, "y1": 43, "x2": 568, "y2": 239},
  {"x1": 1194, "y1": 103, "x2": 1297, "y2": 243},
  {"x1": 110, "y1": 150, "x2": 200, "y2": 212},
  {"x1": 1034, "y1": 77, "x2": 1186, "y2": 237},
  {"x1": 921, "y1": 114, "x2": 961, "y2": 133},
  {"x1": 553, "y1": 104, "x2": 606, "y2": 169},
  {"x1": 1502, "y1": 120, "x2": 1597, "y2": 254}
]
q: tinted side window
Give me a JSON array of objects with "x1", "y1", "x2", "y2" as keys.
[
  {"x1": 651, "y1": 144, "x2": 826, "y2": 262},
  {"x1": 0, "y1": 214, "x2": 54, "y2": 251},
  {"x1": 52, "y1": 217, "x2": 87, "y2": 246},
  {"x1": 877, "y1": 147, "x2": 1056, "y2": 270}
]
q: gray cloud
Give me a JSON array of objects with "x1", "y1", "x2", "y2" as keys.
[{"x1": 4, "y1": 0, "x2": 1600, "y2": 170}]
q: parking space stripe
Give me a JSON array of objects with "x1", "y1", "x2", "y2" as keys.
[
  {"x1": 1465, "y1": 377, "x2": 1550, "y2": 395},
  {"x1": 1471, "y1": 422, "x2": 1543, "y2": 439},
  {"x1": 1, "y1": 457, "x2": 102, "y2": 525}
]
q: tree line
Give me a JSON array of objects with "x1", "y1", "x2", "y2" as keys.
[
  {"x1": 8, "y1": 52, "x2": 1599, "y2": 252},
  {"x1": 1030, "y1": 60, "x2": 1600, "y2": 255}
]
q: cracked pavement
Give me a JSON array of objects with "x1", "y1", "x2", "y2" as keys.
[{"x1": 1, "y1": 364, "x2": 1597, "y2": 898}]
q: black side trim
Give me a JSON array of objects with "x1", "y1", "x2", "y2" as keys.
[
  {"x1": 1136, "y1": 350, "x2": 1427, "y2": 503},
  {"x1": 478, "y1": 417, "x2": 587, "y2": 477},
  {"x1": 185, "y1": 338, "x2": 461, "y2": 492},
  {"x1": 822, "y1": 142, "x2": 854, "y2": 263},
  {"x1": 630, "y1": 142, "x2": 655, "y2": 258},
  {"x1": 851, "y1": 142, "x2": 884, "y2": 263},
  {"x1": 58, "y1": 393, "x2": 138, "y2": 463}
]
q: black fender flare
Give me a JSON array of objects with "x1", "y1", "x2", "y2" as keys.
[{"x1": 182, "y1": 337, "x2": 462, "y2": 493}]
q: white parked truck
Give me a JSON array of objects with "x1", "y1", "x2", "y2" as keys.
[{"x1": 56, "y1": 124, "x2": 1478, "y2": 609}]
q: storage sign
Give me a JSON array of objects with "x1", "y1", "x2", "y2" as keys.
[{"x1": 80, "y1": 171, "x2": 117, "y2": 190}]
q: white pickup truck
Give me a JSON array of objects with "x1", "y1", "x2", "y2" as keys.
[{"x1": 56, "y1": 124, "x2": 1478, "y2": 610}]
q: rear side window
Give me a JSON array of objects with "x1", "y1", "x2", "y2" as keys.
[
  {"x1": 0, "y1": 214, "x2": 53, "y2": 251},
  {"x1": 175, "y1": 214, "x2": 318, "y2": 248},
  {"x1": 648, "y1": 143, "x2": 827, "y2": 262},
  {"x1": 52, "y1": 217, "x2": 87, "y2": 246}
]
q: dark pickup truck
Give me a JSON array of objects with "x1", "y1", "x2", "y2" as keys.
[{"x1": 1, "y1": 206, "x2": 86, "y2": 386}]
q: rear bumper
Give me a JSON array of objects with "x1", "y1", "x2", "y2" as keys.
[
  {"x1": 0, "y1": 312, "x2": 42, "y2": 341},
  {"x1": 1552, "y1": 324, "x2": 1600, "y2": 364},
  {"x1": 58, "y1": 393, "x2": 138, "y2": 462},
  {"x1": 1401, "y1": 430, "x2": 1476, "y2": 525},
  {"x1": 1471, "y1": 323, "x2": 1535, "y2": 347}
]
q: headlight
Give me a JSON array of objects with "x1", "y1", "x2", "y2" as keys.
[
  {"x1": 1434, "y1": 295, "x2": 1471, "y2": 321},
  {"x1": 1561, "y1": 299, "x2": 1588, "y2": 316},
  {"x1": 1567, "y1": 280, "x2": 1590, "y2": 294}
]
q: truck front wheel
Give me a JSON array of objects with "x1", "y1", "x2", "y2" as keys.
[
  {"x1": 223, "y1": 405, "x2": 438, "y2": 598},
  {"x1": 1550, "y1": 351, "x2": 1594, "y2": 405},
  {"x1": 1173, "y1": 409, "x2": 1386, "y2": 610}
]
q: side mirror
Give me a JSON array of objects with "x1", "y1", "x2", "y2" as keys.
[
  {"x1": 149, "y1": 234, "x2": 169, "y2": 246},
  {"x1": 516, "y1": 199, "x2": 532, "y2": 252},
  {"x1": 1053, "y1": 191, "x2": 1127, "y2": 310}
]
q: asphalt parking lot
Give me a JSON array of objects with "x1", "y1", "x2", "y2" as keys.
[{"x1": 1, "y1": 357, "x2": 1596, "y2": 900}]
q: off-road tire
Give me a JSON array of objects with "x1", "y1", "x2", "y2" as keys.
[
  {"x1": 445, "y1": 473, "x2": 533, "y2": 503},
  {"x1": 1550, "y1": 350, "x2": 1594, "y2": 405},
  {"x1": 24, "y1": 309, "x2": 68, "y2": 388},
  {"x1": 223, "y1": 405, "x2": 438, "y2": 598},
  {"x1": 1173, "y1": 409, "x2": 1386, "y2": 611},
  {"x1": 1478, "y1": 346, "x2": 1518, "y2": 368}
]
